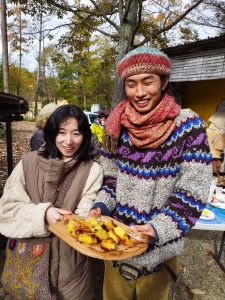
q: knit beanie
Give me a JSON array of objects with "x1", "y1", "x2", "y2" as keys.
[{"x1": 117, "y1": 46, "x2": 171, "y2": 80}]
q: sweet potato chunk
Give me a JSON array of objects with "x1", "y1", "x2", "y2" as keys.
[
  {"x1": 102, "y1": 220, "x2": 115, "y2": 231},
  {"x1": 108, "y1": 230, "x2": 120, "y2": 244},
  {"x1": 67, "y1": 220, "x2": 76, "y2": 235},
  {"x1": 114, "y1": 226, "x2": 127, "y2": 240},
  {"x1": 101, "y1": 238, "x2": 116, "y2": 251},
  {"x1": 95, "y1": 229, "x2": 108, "y2": 241},
  {"x1": 78, "y1": 233, "x2": 97, "y2": 245}
]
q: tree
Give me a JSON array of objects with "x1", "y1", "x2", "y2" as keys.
[
  {"x1": 8, "y1": 0, "x2": 63, "y2": 113},
  {"x1": 34, "y1": 4, "x2": 43, "y2": 116},
  {"x1": 46, "y1": 0, "x2": 208, "y2": 105},
  {"x1": 10, "y1": 0, "x2": 223, "y2": 106},
  {"x1": 0, "y1": 62, "x2": 36, "y2": 100},
  {"x1": 10, "y1": 0, "x2": 209, "y2": 105},
  {"x1": 54, "y1": 37, "x2": 114, "y2": 110},
  {"x1": 7, "y1": 5, "x2": 31, "y2": 95},
  {"x1": 39, "y1": 46, "x2": 60, "y2": 104},
  {"x1": 203, "y1": 1, "x2": 225, "y2": 34},
  {"x1": 1, "y1": 0, "x2": 10, "y2": 93}
]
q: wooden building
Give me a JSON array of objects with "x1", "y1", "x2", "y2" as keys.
[{"x1": 163, "y1": 35, "x2": 225, "y2": 126}]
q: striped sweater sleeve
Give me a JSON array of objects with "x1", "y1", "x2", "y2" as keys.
[
  {"x1": 149, "y1": 115, "x2": 213, "y2": 246},
  {"x1": 93, "y1": 150, "x2": 118, "y2": 214}
]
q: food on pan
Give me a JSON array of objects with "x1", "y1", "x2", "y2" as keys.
[{"x1": 66, "y1": 217, "x2": 133, "y2": 251}]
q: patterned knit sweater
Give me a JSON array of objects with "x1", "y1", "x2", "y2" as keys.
[{"x1": 93, "y1": 109, "x2": 213, "y2": 271}]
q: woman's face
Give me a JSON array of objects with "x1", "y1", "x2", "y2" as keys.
[{"x1": 56, "y1": 117, "x2": 83, "y2": 160}]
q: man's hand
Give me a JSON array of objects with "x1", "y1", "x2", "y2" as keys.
[
  {"x1": 45, "y1": 207, "x2": 72, "y2": 225},
  {"x1": 129, "y1": 223, "x2": 156, "y2": 238},
  {"x1": 89, "y1": 207, "x2": 101, "y2": 217}
]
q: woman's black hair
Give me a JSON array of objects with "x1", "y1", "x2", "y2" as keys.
[{"x1": 40, "y1": 105, "x2": 92, "y2": 163}]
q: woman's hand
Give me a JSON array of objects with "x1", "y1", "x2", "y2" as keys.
[
  {"x1": 89, "y1": 207, "x2": 101, "y2": 217},
  {"x1": 129, "y1": 223, "x2": 156, "y2": 238},
  {"x1": 45, "y1": 207, "x2": 72, "y2": 225}
]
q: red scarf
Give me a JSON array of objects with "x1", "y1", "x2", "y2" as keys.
[{"x1": 104, "y1": 93, "x2": 181, "y2": 149}]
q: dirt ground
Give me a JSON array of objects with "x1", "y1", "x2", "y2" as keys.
[{"x1": 0, "y1": 121, "x2": 225, "y2": 300}]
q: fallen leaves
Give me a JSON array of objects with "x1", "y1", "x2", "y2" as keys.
[{"x1": 0, "y1": 121, "x2": 35, "y2": 195}]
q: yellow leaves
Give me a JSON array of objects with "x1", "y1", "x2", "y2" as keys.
[
  {"x1": 10, "y1": 6, "x2": 22, "y2": 15},
  {"x1": 156, "y1": 12, "x2": 165, "y2": 22}
]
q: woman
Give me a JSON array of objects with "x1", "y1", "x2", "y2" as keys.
[{"x1": 0, "y1": 105, "x2": 103, "y2": 300}]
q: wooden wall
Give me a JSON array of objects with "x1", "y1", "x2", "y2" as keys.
[
  {"x1": 170, "y1": 49, "x2": 225, "y2": 82},
  {"x1": 174, "y1": 79, "x2": 225, "y2": 126}
]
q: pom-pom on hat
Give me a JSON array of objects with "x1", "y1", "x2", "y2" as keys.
[{"x1": 117, "y1": 46, "x2": 171, "y2": 80}]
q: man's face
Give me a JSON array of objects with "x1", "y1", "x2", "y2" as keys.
[{"x1": 125, "y1": 73, "x2": 168, "y2": 113}]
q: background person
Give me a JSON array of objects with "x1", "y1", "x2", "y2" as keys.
[
  {"x1": 30, "y1": 102, "x2": 58, "y2": 151},
  {"x1": 0, "y1": 105, "x2": 103, "y2": 300},
  {"x1": 90, "y1": 46, "x2": 213, "y2": 300},
  {"x1": 90, "y1": 133, "x2": 101, "y2": 157},
  {"x1": 206, "y1": 111, "x2": 225, "y2": 176},
  {"x1": 91, "y1": 112, "x2": 106, "y2": 143}
]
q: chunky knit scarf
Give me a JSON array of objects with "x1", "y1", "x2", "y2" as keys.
[{"x1": 103, "y1": 93, "x2": 181, "y2": 152}]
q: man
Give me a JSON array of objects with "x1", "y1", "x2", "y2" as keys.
[
  {"x1": 90, "y1": 46, "x2": 213, "y2": 300},
  {"x1": 91, "y1": 112, "x2": 106, "y2": 143}
]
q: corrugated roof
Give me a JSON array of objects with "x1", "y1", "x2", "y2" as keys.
[
  {"x1": 162, "y1": 35, "x2": 225, "y2": 82},
  {"x1": 163, "y1": 35, "x2": 225, "y2": 57}
]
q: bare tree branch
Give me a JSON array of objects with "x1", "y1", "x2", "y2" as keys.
[
  {"x1": 88, "y1": 26, "x2": 118, "y2": 38},
  {"x1": 132, "y1": 0, "x2": 143, "y2": 37},
  {"x1": 89, "y1": 0, "x2": 119, "y2": 30},
  {"x1": 155, "y1": 0, "x2": 205, "y2": 36},
  {"x1": 91, "y1": 9, "x2": 119, "y2": 18},
  {"x1": 118, "y1": 0, "x2": 124, "y2": 24},
  {"x1": 123, "y1": 0, "x2": 132, "y2": 22},
  {"x1": 138, "y1": 0, "x2": 205, "y2": 46},
  {"x1": 24, "y1": 19, "x2": 118, "y2": 39},
  {"x1": 47, "y1": 0, "x2": 119, "y2": 18},
  {"x1": 23, "y1": 22, "x2": 74, "y2": 35},
  {"x1": 152, "y1": 0, "x2": 224, "y2": 30},
  {"x1": 189, "y1": 17, "x2": 225, "y2": 29},
  {"x1": 44, "y1": 0, "x2": 85, "y2": 15}
]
